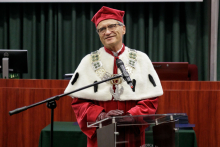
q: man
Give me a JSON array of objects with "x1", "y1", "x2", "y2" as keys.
[{"x1": 64, "y1": 6, "x2": 163, "y2": 147}]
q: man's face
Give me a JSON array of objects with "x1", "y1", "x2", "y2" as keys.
[{"x1": 97, "y1": 19, "x2": 126, "y2": 50}]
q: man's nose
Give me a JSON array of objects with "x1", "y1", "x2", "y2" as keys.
[{"x1": 105, "y1": 28, "x2": 112, "y2": 34}]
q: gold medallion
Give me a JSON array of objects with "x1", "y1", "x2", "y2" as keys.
[{"x1": 110, "y1": 74, "x2": 123, "y2": 85}]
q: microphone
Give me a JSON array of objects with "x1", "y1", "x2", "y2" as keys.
[{"x1": 116, "y1": 58, "x2": 134, "y2": 89}]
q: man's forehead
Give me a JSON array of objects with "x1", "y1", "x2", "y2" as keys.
[{"x1": 97, "y1": 19, "x2": 118, "y2": 28}]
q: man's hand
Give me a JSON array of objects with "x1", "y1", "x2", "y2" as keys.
[
  {"x1": 96, "y1": 109, "x2": 124, "y2": 121},
  {"x1": 117, "y1": 114, "x2": 135, "y2": 124}
]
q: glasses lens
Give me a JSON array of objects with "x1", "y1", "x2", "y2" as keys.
[
  {"x1": 108, "y1": 24, "x2": 117, "y2": 31},
  {"x1": 98, "y1": 27, "x2": 106, "y2": 34},
  {"x1": 98, "y1": 24, "x2": 120, "y2": 34}
]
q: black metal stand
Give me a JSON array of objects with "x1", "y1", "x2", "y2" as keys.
[
  {"x1": 47, "y1": 100, "x2": 57, "y2": 147},
  {"x1": 8, "y1": 74, "x2": 122, "y2": 147}
]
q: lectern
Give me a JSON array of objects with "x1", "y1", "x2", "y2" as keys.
[{"x1": 87, "y1": 113, "x2": 186, "y2": 147}]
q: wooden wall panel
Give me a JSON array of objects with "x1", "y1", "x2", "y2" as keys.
[
  {"x1": 0, "y1": 89, "x2": 3, "y2": 147},
  {"x1": 161, "y1": 81, "x2": 220, "y2": 90},
  {"x1": 1, "y1": 87, "x2": 74, "y2": 147},
  {"x1": 1, "y1": 79, "x2": 220, "y2": 147},
  {"x1": 0, "y1": 79, "x2": 69, "y2": 88},
  {"x1": 157, "y1": 90, "x2": 220, "y2": 147},
  {"x1": 2, "y1": 79, "x2": 220, "y2": 90}
]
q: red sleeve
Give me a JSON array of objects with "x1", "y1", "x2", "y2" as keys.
[
  {"x1": 127, "y1": 97, "x2": 159, "y2": 116},
  {"x1": 127, "y1": 97, "x2": 159, "y2": 133},
  {"x1": 71, "y1": 98, "x2": 104, "y2": 139}
]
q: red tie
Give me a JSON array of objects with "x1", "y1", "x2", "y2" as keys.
[
  {"x1": 104, "y1": 44, "x2": 125, "y2": 97},
  {"x1": 104, "y1": 44, "x2": 125, "y2": 75}
]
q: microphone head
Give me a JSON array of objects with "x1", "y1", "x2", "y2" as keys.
[
  {"x1": 115, "y1": 58, "x2": 134, "y2": 91},
  {"x1": 116, "y1": 58, "x2": 124, "y2": 67}
]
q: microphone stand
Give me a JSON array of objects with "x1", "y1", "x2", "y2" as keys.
[{"x1": 9, "y1": 74, "x2": 122, "y2": 147}]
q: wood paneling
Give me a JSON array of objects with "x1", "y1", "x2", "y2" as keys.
[
  {"x1": 0, "y1": 79, "x2": 69, "y2": 88},
  {"x1": 161, "y1": 81, "x2": 220, "y2": 90},
  {"x1": 1, "y1": 79, "x2": 220, "y2": 147},
  {"x1": 1, "y1": 85, "x2": 74, "y2": 147},
  {"x1": 157, "y1": 90, "x2": 220, "y2": 147}
]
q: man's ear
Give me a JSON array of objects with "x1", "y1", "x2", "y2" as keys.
[{"x1": 122, "y1": 25, "x2": 126, "y2": 35}]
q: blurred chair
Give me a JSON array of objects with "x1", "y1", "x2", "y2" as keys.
[
  {"x1": 152, "y1": 62, "x2": 198, "y2": 81},
  {"x1": 188, "y1": 64, "x2": 198, "y2": 81}
]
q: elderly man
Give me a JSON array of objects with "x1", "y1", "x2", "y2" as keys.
[{"x1": 65, "y1": 6, "x2": 163, "y2": 147}]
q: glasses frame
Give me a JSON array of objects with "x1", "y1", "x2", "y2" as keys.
[{"x1": 96, "y1": 23, "x2": 124, "y2": 34}]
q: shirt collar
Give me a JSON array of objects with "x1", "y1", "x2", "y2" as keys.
[
  {"x1": 104, "y1": 44, "x2": 125, "y2": 57},
  {"x1": 112, "y1": 45, "x2": 123, "y2": 57}
]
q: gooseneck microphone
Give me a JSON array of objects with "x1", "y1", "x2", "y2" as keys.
[{"x1": 116, "y1": 58, "x2": 134, "y2": 90}]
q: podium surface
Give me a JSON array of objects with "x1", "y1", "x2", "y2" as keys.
[{"x1": 87, "y1": 113, "x2": 187, "y2": 147}]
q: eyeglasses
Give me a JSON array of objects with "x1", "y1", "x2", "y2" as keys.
[{"x1": 97, "y1": 24, "x2": 123, "y2": 34}]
